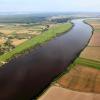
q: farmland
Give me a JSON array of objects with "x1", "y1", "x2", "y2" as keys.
[
  {"x1": 0, "y1": 23, "x2": 43, "y2": 58},
  {"x1": 0, "y1": 22, "x2": 72, "y2": 64},
  {"x1": 80, "y1": 19, "x2": 100, "y2": 62},
  {"x1": 39, "y1": 85, "x2": 100, "y2": 100},
  {"x1": 57, "y1": 65, "x2": 100, "y2": 93},
  {"x1": 55, "y1": 18, "x2": 100, "y2": 96},
  {"x1": 38, "y1": 19, "x2": 100, "y2": 100}
]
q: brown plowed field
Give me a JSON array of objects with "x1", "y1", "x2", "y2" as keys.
[
  {"x1": 38, "y1": 19, "x2": 100, "y2": 100},
  {"x1": 80, "y1": 47, "x2": 100, "y2": 61},
  {"x1": 57, "y1": 65, "x2": 100, "y2": 93},
  {"x1": 39, "y1": 86, "x2": 100, "y2": 100}
]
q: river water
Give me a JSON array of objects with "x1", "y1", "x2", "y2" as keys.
[{"x1": 0, "y1": 19, "x2": 92, "y2": 100}]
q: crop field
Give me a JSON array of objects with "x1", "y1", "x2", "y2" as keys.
[
  {"x1": 54, "y1": 19, "x2": 100, "y2": 94},
  {"x1": 56, "y1": 19, "x2": 100, "y2": 91},
  {"x1": 40, "y1": 85, "x2": 100, "y2": 100},
  {"x1": 39, "y1": 64, "x2": 100, "y2": 100},
  {"x1": 0, "y1": 22, "x2": 72, "y2": 63},
  {"x1": 0, "y1": 23, "x2": 43, "y2": 35},
  {"x1": 80, "y1": 19, "x2": 100, "y2": 62},
  {"x1": 75, "y1": 58, "x2": 100, "y2": 69},
  {"x1": 11, "y1": 39, "x2": 28, "y2": 46},
  {"x1": 0, "y1": 24, "x2": 43, "y2": 45},
  {"x1": 80, "y1": 47, "x2": 100, "y2": 62},
  {"x1": 88, "y1": 32, "x2": 100, "y2": 46},
  {"x1": 39, "y1": 19, "x2": 100, "y2": 100},
  {"x1": 0, "y1": 23, "x2": 46, "y2": 59},
  {"x1": 57, "y1": 65, "x2": 100, "y2": 93}
]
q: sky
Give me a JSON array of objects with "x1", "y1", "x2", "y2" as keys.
[{"x1": 0, "y1": 0, "x2": 100, "y2": 13}]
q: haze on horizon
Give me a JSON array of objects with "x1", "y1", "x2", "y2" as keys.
[{"x1": 0, "y1": 0, "x2": 100, "y2": 13}]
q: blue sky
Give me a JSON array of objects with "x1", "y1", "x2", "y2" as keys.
[{"x1": 0, "y1": 0, "x2": 100, "y2": 12}]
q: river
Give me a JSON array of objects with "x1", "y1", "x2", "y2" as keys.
[{"x1": 0, "y1": 19, "x2": 92, "y2": 100}]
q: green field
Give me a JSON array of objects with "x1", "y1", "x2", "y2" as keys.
[
  {"x1": 74, "y1": 57, "x2": 100, "y2": 69},
  {"x1": 0, "y1": 22, "x2": 72, "y2": 63}
]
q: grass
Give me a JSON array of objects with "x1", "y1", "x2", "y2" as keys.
[
  {"x1": 0, "y1": 22, "x2": 72, "y2": 63},
  {"x1": 74, "y1": 20, "x2": 100, "y2": 70},
  {"x1": 53, "y1": 57, "x2": 100, "y2": 85},
  {"x1": 74, "y1": 57, "x2": 100, "y2": 70}
]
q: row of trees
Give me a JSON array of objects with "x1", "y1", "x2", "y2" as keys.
[{"x1": 50, "y1": 18, "x2": 68, "y2": 23}]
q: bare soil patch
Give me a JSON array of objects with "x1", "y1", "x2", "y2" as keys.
[
  {"x1": 38, "y1": 86, "x2": 100, "y2": 100},
  {"x1": 80, "y1": 47, "x2": 100, "y2": 61},
  {"x1": 92, "y1": 24, "x2": 100, "y2": 30},
  {"x1": 88, "y1": 33, "x2": 100, "y2": 46},
  {"x1": 57, "y1": 65, "x2": 100, "y2": 93},
  {"x1": 11, "y1": 39, "x2": 28, "y2": 46}
]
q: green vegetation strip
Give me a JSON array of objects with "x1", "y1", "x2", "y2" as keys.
[
  {"x1": 74, "y1": 57, "x2": 100, "y2": 70},
  {"x1": 0, "y1": 23, "x2": 72, "y2": 63}
]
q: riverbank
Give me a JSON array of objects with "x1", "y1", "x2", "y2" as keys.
[
  {"x1": 0, "y1": 19, "x2": 93, "y2": 100},
  {"x1": 38, "y1": 19, "x2": 100, "y2": 100},
  {"x1": 0, "y1": 22, "x2": 73, "y2": 65}
]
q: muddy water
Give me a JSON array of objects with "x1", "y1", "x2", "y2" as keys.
[{"x1": 0, "y1": 19, "x2": 92, "y2": 100}]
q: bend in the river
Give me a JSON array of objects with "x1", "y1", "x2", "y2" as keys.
[{"x1": 0, "y1": 19, "x2": 92, "y2": 100}]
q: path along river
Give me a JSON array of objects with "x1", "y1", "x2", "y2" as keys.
[{"x1": 0, "y1": 19, "x2": 92, "y2": 100}]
